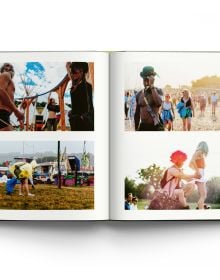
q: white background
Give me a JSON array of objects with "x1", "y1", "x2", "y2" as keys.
[{"x1": 1, "y1": 0, "x2": 220, "y2": 280}]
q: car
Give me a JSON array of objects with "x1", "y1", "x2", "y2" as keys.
[
  {"x1": 77, "y1": 171, "x2": 94, "y2": 186},
  {"x1": 33, "y1": 172, "x2": 54, "y2": 184}
]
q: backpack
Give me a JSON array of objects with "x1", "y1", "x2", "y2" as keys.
[{"x1": 160, "y1": 169, "x2": 174, "y2": 188}]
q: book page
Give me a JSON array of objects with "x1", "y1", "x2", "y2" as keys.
[
  {"x1": 0, "y1": 51, "x2": 109, "y2": 220},
  {"x1": 110, "y1": 51, "x2": 220, "y2": 220}
]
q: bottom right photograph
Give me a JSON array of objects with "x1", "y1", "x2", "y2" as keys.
[{"x1": 124, "y1": 133, "x2": 220, "y2": 210}]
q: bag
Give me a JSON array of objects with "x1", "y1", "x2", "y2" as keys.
[
  {"x1": 160, "y1": 169, "x2": 174, "y2": 188},
  {"x1": 148, "y1": 190, "x2": 184, "y2": 210},
  {"x1": 142, "y1": 90, "x2": 164, "y2": 130}
]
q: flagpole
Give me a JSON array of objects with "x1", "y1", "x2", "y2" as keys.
[{"x1": 58, "y1": 141, "x2": 61, "y2": 189}]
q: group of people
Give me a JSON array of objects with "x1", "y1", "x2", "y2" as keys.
[
  {"x1": 125, "y1": 141, "x2": 209, "y2": 210},
  {"x1": 0, "y1": 169, "x2": 35, "y2": 196},
  {"x1": 125, "y1": 193, "x2": 138, "y2": 210},
  {"x1": 125, "y1": 66, "x2": 219, "y2": 131},
  {"x1": 0, "y1": 62, "x2": 94, "y2": 131}
]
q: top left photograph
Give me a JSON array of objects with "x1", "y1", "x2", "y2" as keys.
[{"x1": 0, "y1": 61, "x2": 94, "y2": 132}]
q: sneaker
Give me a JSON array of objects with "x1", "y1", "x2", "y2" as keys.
[
  {"x1": 28, "y1": 193, "x2": 35, "y2": 197},
  {"x1": 19, "y1": 193, "x2": 24, "y2": 196}
]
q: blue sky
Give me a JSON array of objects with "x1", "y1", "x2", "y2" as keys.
[{"x1": 12, "y1": 62, "x2": 71, "y2": 103}]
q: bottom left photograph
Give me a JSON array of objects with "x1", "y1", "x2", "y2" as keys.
[{"x1": 0, "y1": 141, "x2": 94, "y2": 210}]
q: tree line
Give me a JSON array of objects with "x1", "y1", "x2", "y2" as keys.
[{"x1": 125, "y1": 164, "x2": 220, "y2": 204}]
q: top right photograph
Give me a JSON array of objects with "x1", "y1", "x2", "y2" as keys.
[{"x1": 124, "y1": 52, "x2": 220, "y2": 131}]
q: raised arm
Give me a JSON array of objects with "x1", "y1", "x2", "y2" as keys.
[
  {"x1": 146, "y1": 76, "x2": 163, "y2": 107},
  {"x1": 47, "y1": 92, "x2": 52, "y2": 104},
  {"x1": 150, "y1": 87, "x2": 163, "y2": 107},
  {"x1": 66, "y1": 62, "x2": 72, "y2": 81}
]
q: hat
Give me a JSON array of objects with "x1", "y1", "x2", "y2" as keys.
[
  {"x1": 140, "y1": 66, "x2": 157, "y2": 79},
  {"x1": 70, "y1": 62, "x2": 89, "y2": 74}
]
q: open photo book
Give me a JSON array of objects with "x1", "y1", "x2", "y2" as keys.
[{"x1": 0, "y1": 51, "x2": 220, "y2": 220}]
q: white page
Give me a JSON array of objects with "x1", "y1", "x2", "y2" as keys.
[
  {"x1": 0, "y1": 51, "x2": 109, "y2": 220},
  {"x1": 110, "y1": 51, "x2": 220, "y2": 220}
]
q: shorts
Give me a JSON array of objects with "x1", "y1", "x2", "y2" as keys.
[
  {"x1": 20, "y1": 178, "x2": 28, "y2": 184},
  {"x1": 0, "y1": 109, "x2": 11, "y2": 129},
  {"x1": 187, "y1": 169, "x2": 206, "y2": 186},
  {"x1": 138, "y1": 122, "x2": 164, "y2": 131},
  {"x1": 194, "y1": 168, "x2": 206, "y2": 183}
]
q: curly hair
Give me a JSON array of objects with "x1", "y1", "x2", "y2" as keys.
[
  {"x1": 0, "y1": 63, "x2": 14, "y2": 73},
  {"x1": 170, "y1": 150, "x2": 187, "y2": 164}
]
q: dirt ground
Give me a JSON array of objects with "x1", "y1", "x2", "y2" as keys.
[{"x1": 125, "y1": 103, "x2": 220, "y2": 131}]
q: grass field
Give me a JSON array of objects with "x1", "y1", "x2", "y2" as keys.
[
  {"x1": 0, "y1": 184, "x2": 94, "y2": 210},
  {"x1": 137, "y1": 199, "x2": 220, "y2": 210}
]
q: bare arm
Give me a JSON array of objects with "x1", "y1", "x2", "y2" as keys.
[
  {"x1": 48, "y1": 92, "x2": 52, "y2": 103},
  {"x1": 171, "y1": 102, "x2": 175, "y2": 117},
  {"x1": 158, "y1": 102, "x2": 163, "y2": 115},
  {"x1": 147, "y1": 76, "x2": 163, "y2": 107},
  {"x1": 66, "y1": 62, "x2": 72, "y2": 80},
  {"x1": 0, "y1": 73, "x2": 23, "y2": 120},
  {"x1": 134, "y1": 94, "x2": 140, "y2": 130},
  {"x1": 191, "y1": 98, "x2": 195, "y2": 117},
  {"x1": 170, "y1": 168, "x2": 199, "y2": 180},
  {"x1": 150, "y1": 87, "x2": 163, "y2": 107}
]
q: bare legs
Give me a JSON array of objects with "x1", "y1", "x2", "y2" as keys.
[
  {"x1": 183, "y1": 182, "x2": 195, "y2": 197},
  {"x1": 196, "y1": 182, "x2": 207, "y2": 209},
  {"x1": 212, "y1": 103, "x2": 216, "y2": 116},
  {"x1": 19, "y1": 178, "x2": 34, "y2": 196},
  {"x1": 182, "y1": 118, "x2": 191, "y2": 131},
  {"x1": 164, "y1": 120, "x2": 173, "y2": 131}
]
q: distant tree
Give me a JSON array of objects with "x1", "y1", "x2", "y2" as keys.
[
  {"x1": 191, "y1": 75, "x2": 220, "y2": 89},
  {"x1": 37, "y1": 156, "x2": 57, "y2": 163},
  {"x1": 138, "y1": 164, "x2": 165, "y2": 190},
  {"x1": 206, "y1": 177, "x2": 220, "y2": 204},
  {"x1": 164, "y1": 84, "x2": 173, "y2": 91},
  {"x1": 135, "y1": 183, "x2": 155, "y2": 200},
  {"x1": 125, "y1": 177, "x2": 137, "y2": 197}
]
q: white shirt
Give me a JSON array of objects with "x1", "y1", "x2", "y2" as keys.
[
  {"x1": 130, "y1": 204, "x2": 138, "y2": 210},
  {"x1": 0, "y1": 175, "x2": 8, "y2": 183},
  {"x1": 211, "y1": 95, "x2": 218, "y2": 103}
]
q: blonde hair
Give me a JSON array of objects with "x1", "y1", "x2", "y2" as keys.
[
  {"x1": 182, "y1": 89, "x2": 191, "y2": 98},
  {"x1": 196, "y1": 141, "x2": 209, "y2": 156}
]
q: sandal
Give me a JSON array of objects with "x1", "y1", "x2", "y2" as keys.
[{"x1": 196, "y1": 204, "x2": 211, "y2": 210}]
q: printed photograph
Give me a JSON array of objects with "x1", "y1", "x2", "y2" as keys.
[
  {"x1": 0, "y1": 62, "x2": 94, "y2": 131},
  {"x1": 124, "y1": 134, "x2": 220, "y2": 210},
  {"x1": 124, "y1": 52, "x2": 220, "y2": 131},
  {"x1": 0, "y1": 141, "x2": 94, "y2": 209}
]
